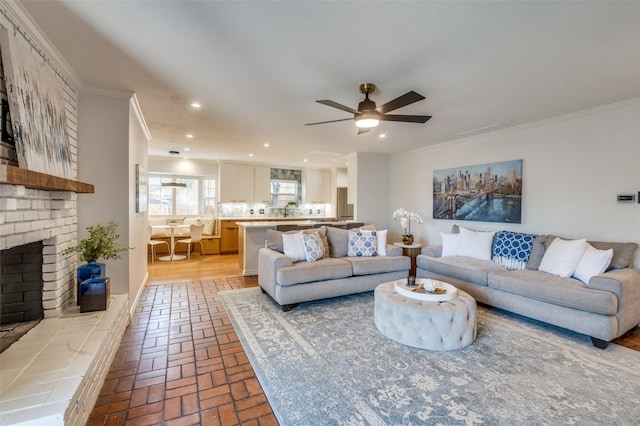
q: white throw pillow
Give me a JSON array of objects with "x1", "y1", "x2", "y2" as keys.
[
  {"x1": 455, "y1": 228, "x2": 496, "y2": 261},
  {"x1": 538, "y1": 237, "x2": 587, "y2": 278},
  {"x1": 441, "y1": 233, "x2": 460, "y2": 257},
  {"x1": 282, "y1": 232, "x2": 306, "y2": 262},
  {"x1": 376, "y1": 229, "x2": 388, "y2": 256},
  {"x1": 572, "y1": 243, "x2": 613, "y2": 285}
]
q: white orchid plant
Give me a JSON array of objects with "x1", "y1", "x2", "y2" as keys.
[{"x1": 392, "y1": 208, "x2": 423, "y2": 237}]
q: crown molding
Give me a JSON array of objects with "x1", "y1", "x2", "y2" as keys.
[
  {"x1": 130, "y1": 94, "x2": 152, "y2": 142},
  {"x1": 0, "y1": 1, "x2": 82, "y2": 91}
]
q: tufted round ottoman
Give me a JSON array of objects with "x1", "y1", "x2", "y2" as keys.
[{"x1": 374, "y1": 281, "x2": 477, "y2": 351}]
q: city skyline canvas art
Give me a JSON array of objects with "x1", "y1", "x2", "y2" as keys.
[{"x1": 433, "y1": 159, "x2": 523, "y2": 223}]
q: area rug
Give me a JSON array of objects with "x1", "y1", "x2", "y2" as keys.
[{"x1": 219, "y1": 288, "x2": 640, "y2": 425}]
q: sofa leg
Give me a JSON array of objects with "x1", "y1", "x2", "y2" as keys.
[
  {"x1": 281, "y1": 303, "x2": 298, "y2": 312},
  {"x1": 591, "y1": 337, "x2": 609, "y2": 349}
]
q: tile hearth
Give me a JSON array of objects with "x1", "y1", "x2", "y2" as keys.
[{"x1": 0, "y1": 295, "x2": 128, "y2": 426}]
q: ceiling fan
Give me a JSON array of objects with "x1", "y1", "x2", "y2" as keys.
[{"x1": 305, "y1": 83, "x2": 432, "y2": 134}]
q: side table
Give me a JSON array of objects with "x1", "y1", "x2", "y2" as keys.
[{"x1": 393, "y1": 242, "x2": 422, "y2": 276}]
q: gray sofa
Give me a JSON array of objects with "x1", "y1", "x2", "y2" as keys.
[
  {"x1": 416, "y1": 231, "x2": 640, "y2": 348},
  {"x1": 259, "y1": 226, "x2": 411, "y2": 311}
]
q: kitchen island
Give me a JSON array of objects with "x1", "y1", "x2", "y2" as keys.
[{"x1": 236, "y1": 220, "x2": 357, "y2": 276}]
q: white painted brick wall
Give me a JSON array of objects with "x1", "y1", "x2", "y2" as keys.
[{"x1": 0, "y1": 185, "x2": 78, "y2": 317}]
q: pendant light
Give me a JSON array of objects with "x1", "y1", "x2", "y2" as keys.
[{"x1": 162, "y1": 151, "x2": 187, "y2": 188}]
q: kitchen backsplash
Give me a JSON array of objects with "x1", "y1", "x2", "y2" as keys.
[{"x1": 218, "y1": 202, "x2": 327, "y2": 218}]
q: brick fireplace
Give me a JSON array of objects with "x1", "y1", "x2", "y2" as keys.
[{"x1": 0, "y1": 181, "x2": 78, "y2": 318}]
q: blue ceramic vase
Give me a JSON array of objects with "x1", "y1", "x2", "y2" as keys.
[{"x1": 76, "y1": 261, "x2": 105, "y2": 305}]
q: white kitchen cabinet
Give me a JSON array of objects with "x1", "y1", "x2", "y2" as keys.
[
  {"x1": 305, "y1": 169, "x2": 331, "y2": 203},
  {"x1": 219, "y1": 161, "x2": 272, "y2": 203},
  {"x1": 236, "y1": 164, "x2": 254, "y2": 202},
  {"x1": 219, "y1": 162, "x2": 239, "y2": 202},
  {"x1": 253, "y1": 165, "x2": 271, "y2": 203}
]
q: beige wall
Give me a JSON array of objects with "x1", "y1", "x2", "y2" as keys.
[
  {"x1": 388, "y1": 98, "x2": 640, "y2": 267},
  {"x1": 78, "y1": 90, "x2": 150, "y2": 314}
]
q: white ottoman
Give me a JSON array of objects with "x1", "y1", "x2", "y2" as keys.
[{"x1": 374, "y1": 281, "x2": 477, "y2": 351}]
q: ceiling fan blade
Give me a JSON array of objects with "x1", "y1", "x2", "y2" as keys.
[
  {"x1": 376, "y1": 91, "x2": 425, "y2": 114},
  {"x1": 379, "y1": 114, "x2": 432, "y2": 123},
  {"x1": 357, "y1": 127, "x2": 370, "y2": 135},
  {"x1": 316, "y1": 100, "x2": 360, "y2": 115},
  {"x1": 305, "y1": 118, "x2": 353, "y2": 126}
]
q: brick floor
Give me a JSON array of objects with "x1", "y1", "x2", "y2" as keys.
[{"x1": 87, "y1": 277, "x2": 278, "y2": 426}]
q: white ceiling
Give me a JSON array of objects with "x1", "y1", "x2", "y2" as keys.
[{"x1": 20, "y1": 1, "x2": 640, "y2": 169}]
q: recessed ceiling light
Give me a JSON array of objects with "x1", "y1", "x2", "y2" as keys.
[
  {"x1": 183, "y1": 156, "x2": 189, "y2": 160},
  {"x1": 186, "y1": 134, "x2": 193, "y2": 138},
  {"x1": 379, "y1": 133, "x2": 386, "y2": 138},
  {"x1": 184, "y1": 148, "x2": 190, "y2": 151},
  {"x1": 303, "y1": 159, "x2": 308, "y2": 162},
  {"x1": 190, "y1": 102, "x2": 201, "y2": 108},
  {"x1": 263, "y1": 143, "x2": 270, "y2": 147},
  {"x1": 249, "y1": 153, "x2": 254, "y2": 157}
]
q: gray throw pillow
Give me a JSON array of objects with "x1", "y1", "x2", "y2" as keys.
[
  {"x1": 265, "y1": 229, "x2": 286, "y2": 253},
  {"x1": 526, "y1": 235, "x2": 549, "y2": 270},
  {"x1": 326, "y1": 226, "x2": 349, "y2": 258},
  {"x1": 589, "y1": 241, "x2": 638, "y2": 270}
]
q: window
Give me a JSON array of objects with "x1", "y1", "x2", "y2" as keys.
[
  {"x1": 270, "y1": 179, "x2": 299, "y2": 207},
  {"x1": 148, "y1": 174, "x2": 216, "y2": 216}
]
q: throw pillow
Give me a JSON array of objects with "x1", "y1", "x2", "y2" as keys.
[
  {"x1": 455, "y1": 227, "x2": 496, "y2": 261},
  {"x1": 301, "y1": 231, "x2": 325, "y2": 262},
  {"x1": 326, "y1": 226, "x2": 350, "y2": 257},
  {"x1": 526, "y1": 235, "x2": 548, "y2": 270},
  {"x1": 538, "y1": 237, "x2": 587, "y2": 278},
  {"x1": 573, "y1": 243, "x2": 614, "y2": 285},
  {"x1": 347, "y1": 229, "x2": 377, "y2": 257},
  {"x1": 266, "y1": 227, "x2": 330, "y2": 255},
  {"x1": 202, "y1": 219, "x2": 215, "y2": 235},
  {"x1": 376, "y1": 229, "x2": 388, "y2": 256},
  {"x1": 589, "y1": 241, "x2": 638, "y2": 270},
  {"x1": 314, "y1": 226, "x2": 331, "y2": 257},
  {"x1": 492, "y1": 231, "x2": 536, "y2": 270},
  {"x1": 265, "y1": 229, "x2": 286, "y2": 253},
  {"x1": 282, "y1": 232, "x2": 306, "y2": 262},
  {"x1": 441, "y1": 233, "x2": 460, "y2": 257}
]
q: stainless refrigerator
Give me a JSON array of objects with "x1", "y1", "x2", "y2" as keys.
[{"x1": 336, "y1": 187, "x2": 354, "y2": 220}]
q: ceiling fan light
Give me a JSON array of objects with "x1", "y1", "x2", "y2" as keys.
[{"x1": 355, "y1": 116, "x2": 380, "y2": 129}]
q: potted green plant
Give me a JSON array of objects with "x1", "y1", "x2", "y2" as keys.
[{"x1": 62, "y1": 221, "x2": 131, "y2": 305}]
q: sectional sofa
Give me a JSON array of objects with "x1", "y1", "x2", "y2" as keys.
[
  {"x1": 259, "y1": 226, "x2": 411, "y2": 311},
  {"x1": 416, "y1": 226, "x2": 640, "y2": 348}
]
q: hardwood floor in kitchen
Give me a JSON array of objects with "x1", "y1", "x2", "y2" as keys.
[{"x1": 87, "y1": 253, "x2": 640, "y2": 425}]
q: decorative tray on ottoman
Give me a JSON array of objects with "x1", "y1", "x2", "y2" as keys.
[{"x1": 394, "y1": 278, "x2": 458, "y2": 302}]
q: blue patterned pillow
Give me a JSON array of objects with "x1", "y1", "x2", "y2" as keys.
[
  {"x1": 302, "y1": 232, "x2": 325, "y2": 262},
  {"x1": 492, "y1": 231, "x2": 536, "y2": 270},
  {"x1": 347, "y1": 230, "x2": 377, "y2": 257}
]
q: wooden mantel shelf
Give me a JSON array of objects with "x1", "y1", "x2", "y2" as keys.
[{"x1": 0, "y1": 165, "x2": 94, "y2": 193}]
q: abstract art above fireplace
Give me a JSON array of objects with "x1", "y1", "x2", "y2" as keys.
[{"x1": 0, "y1": 28, "x2": 72, "y2": 179}]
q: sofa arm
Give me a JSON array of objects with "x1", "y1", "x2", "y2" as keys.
[
  {"x1": 421, "y1": 245, "x2": 442, "y2": 257},
  {"x1": 386, "y1": 244, "x2": 402, "y2": 256},
  {"x1": 258, "y1": 248, "x2": 293, "y2": 296},
  {"x1": 589, "y1": 268, "x2": 640, "y2": 334}
]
